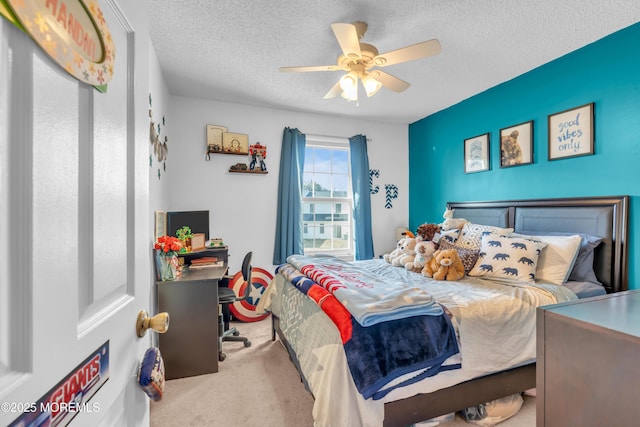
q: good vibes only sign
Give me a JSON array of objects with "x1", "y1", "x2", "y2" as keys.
[{"x1": 547, "y1": 103, "x2": 594, "y2": 160}]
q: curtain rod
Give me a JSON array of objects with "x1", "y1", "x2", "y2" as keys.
[{"x1": 306, "y1": 133, "x2": 372, "y2": 142}]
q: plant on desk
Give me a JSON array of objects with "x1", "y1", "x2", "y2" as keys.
[
  {"x1": 175, "y1": 226, "x2": 193, "y2": 253},
  {"x1": 154, "y1": 235, "x2": 183, "y2": 281}
]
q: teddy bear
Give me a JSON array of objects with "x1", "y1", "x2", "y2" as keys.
[
  {"x1": 383, "y1": 236, "x2": 406, "y2": 264},
  {"x1": 392, "y1": 237, "x2": 418, "y2": 268},
  {"x1": 441, "y1": 208, "x2": 469, "y2": 231},
  {"x1": 422, "y1": 249, "x2": 466, "y2": 281},
  {"x1": 416, "y1": 223, "x2": 441, "y2": 242},
  {"x1": 383, "y1": 230, "x2": 416, "y2": 264},
  {"x1": 408, "y1": 240, "x2": 437, "y2": 272}
]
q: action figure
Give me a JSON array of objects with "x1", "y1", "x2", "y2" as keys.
[{"x1": 249, "y1": 143, "x2": 267, "y2": 171}]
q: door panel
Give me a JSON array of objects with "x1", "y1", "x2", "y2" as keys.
[{"x1": 0, "y1": 1, "x2": 150, "y2": 425}]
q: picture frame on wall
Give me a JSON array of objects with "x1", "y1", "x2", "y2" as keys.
[
  {"x1": 464, "y1": 133, "x2": 490, "y2": 173},
  {"x1": 500, "y1": 120, "x2": 533, "y2": 168},
  {"x1": 154, "y1": 210, "x2": 167, "y2": 242},
  {"x1": 222, "y1": 132, "x2": 249, "y2": 155},
  {"x1": 547, "y1": 103, "x2": 594, "y2": 160},
  {"x1": 206, "y1": 124, "x2": 227, "y2": 154}
]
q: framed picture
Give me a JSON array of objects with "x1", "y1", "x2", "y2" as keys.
[
  {"x1": 464, "y1": 133, "x2": 490, "y2": 173},
  {"x1": 222, "y1": 132, "x2": 249, "y2": 155},
  {"x1": 500, "y1": 120, "x2": 533, "y2": 168},
  {"x1": 154, "y1": 210, "x2": 167, "y2": 242},
  {"x1": 548, "y1": 103, "x2": 594, "y2": 160},
  {"x1": 206, "y1": 124, "x2": 227, "y2": 153}
]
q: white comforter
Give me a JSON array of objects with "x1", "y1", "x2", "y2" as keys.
[{"x1": 261, "y1": 259, "x2": 578, "y2": 427}]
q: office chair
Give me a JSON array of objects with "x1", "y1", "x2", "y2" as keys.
[{"x1": 218, "y1": 251, "x2": 253, "y2": 361}]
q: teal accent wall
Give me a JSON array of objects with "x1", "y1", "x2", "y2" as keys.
[{"x1": 409, "y1": 22, "x2": 639, "y2": 290}]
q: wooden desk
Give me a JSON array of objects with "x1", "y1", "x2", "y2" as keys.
[
  {"x1": 156, "y1": 247, "x2": 228, "y2": 379},
  {"x1": 536, "y1": 290, "x2": 640, "y2": 427}
]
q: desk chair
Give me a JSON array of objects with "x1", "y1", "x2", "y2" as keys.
[{"x1": 218, "y1": 251, "x2": 252, "y2": 361}]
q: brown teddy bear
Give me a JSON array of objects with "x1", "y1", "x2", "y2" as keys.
[
  {"x1": 422, "y1": 249, "x2": 465, "y2": 281},
  {"x1": 416, "y1": 223, "x2": 441, "y2": 242}
]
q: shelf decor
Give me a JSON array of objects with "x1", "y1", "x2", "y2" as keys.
[{"x1": 548, "y1": 103, "x2": 594, "y2": 160}]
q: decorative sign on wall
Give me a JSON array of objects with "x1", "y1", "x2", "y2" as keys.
[
  {"x1": 547, "y1": 103, "x2": 594, "y2": 160},
  {"x1": 384, "y1": 184, "x2": 398, "y2": 209},
  {"x1": 0, "y1": 0, "x2": 115, "y2": 91},
  {"x1": 369, "y1": 169, "x2": 380, "y2": 194},
  {"x1": 369, "y1": 169, "x2": 398, "y2": 209}
]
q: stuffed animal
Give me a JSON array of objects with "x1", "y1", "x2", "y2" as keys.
[
  {"x1": 416, "y1": 223, "x2": 441, "y2": 242},
  {"x1": 408, "y1": 240, "x2": 437, "y2": 272},
  {"x1": 383, "y1": 237, "x2": 406, "y2": 264},
  {"x1": 383, "y1": 230, "x2": 415, "y2": 264},
  {"x1": 441, "y1": 208, "x2": 469, "y2": 231},
  {"x1": 422, "y1": 249, "x2": 466, "y2": 281},
  {"x1": 392, "y1": 237, "x2": 418, "y2": 268}
]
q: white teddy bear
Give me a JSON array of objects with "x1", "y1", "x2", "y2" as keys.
[
  {"x1": 393, "y1": 237, "x2": 418, "y2": 268},
  {"x1": 408, "y1": 240, "x2": 437, "y2": 272},
  {"x1": 383, "y1": 236, "x2": 406, "y2": 264}
]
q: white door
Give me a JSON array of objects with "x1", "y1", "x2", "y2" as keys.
[{"x1": 0, "y1": 1, "x2": 152, "y2": 426}]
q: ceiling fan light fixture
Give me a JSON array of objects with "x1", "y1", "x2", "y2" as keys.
[
  {"x1": 362, "y1": 73, "x2": 382, "y2": 97},
  {"x1": 339, "y1": 72, "x2": 358, "y2": 101}
]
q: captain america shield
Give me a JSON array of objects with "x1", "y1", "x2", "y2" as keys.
[{"x1": 227, "y1": 267, "x2": 273, "y2": 322}]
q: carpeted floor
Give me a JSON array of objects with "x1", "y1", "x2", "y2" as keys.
[{"x1": 150, "y1": 317, "x2": 535, "y2": 427}]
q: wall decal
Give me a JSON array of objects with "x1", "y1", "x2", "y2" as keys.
[
  {"x1": 384, "y1": 184, "x2": 398, "y2": 209},
  {"x1": 369, "y1": 169, "x2": 380, "y2": 194},
  {"x1": 149, "y1": 93, "x2": 168, "y2": 178}
]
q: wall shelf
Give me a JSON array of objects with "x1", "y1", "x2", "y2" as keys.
[{"x1": 228, "y1": 169, "x2": 268, "y2": 174}]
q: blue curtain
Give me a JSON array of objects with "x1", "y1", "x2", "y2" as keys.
[
  {"x1": 273, "y1": 127, "x2": 306, "y2": 264},
  {"x1": 349, "y1": 134, "x2": 374, "y2": 260}
]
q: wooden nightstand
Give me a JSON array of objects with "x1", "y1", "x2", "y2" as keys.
[{"x1": 536, "y1": 290, "x2": 640, "y2": 426}]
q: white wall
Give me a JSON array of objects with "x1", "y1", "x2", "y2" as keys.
[{"x1": 166, "y1": 95, "x2": 409, "y2": 275}]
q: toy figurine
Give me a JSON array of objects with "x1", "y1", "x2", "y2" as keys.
[{"x1": 249, "y1": 143, "x2": 267, "y2": 171}]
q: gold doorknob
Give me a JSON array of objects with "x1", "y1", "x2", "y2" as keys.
[{"x1": 136, "y1": 310, "x2": 170, "y2": 337}]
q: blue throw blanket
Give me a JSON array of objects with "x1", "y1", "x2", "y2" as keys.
[
  {"x1": 277, "y1": 260, "x2": 461, "y2": 400},
  {"x1": 287, "y1": 255, "x2": 443, "y2": 326}
]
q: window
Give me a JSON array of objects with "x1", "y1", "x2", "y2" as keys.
[{"x1": 302, "y1": 137, "x2": 353, "y2": 259}]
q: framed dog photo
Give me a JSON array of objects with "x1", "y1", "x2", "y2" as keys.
[
  {"x1": 464, "y1": 133, "x2": 490, "y2": 173},
  {"x1": 548, "y1": 103, "x2": 594, "y2": 160},
  {"x1": 500, "y1": 120, "x2": 533, "y2": 168}
]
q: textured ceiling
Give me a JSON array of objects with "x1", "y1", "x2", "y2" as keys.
[{"x1": 148, "y1": 0, "x2": 640, "y2": 125}]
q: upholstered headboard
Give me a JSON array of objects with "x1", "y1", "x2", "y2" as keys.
[{"x1": 447, "y1": 196, "x2": 629, "y2": 293}]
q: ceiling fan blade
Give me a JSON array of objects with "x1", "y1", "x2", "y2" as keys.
[
  {"x1": 331, "y1": 23, "x2": 362, "y2": 59},
  {"x1": 323, "y1": 80, "x2": 343, "y2": 99},
  {"x1": 369, "y1": 71, "x2": 410, "y2": 93},
  {"x1": 279, "y1": 65, "x2": 346, "y2": 73},
  {"x1": 374, "y1": 39, "x2": 441, "y2": 67}
]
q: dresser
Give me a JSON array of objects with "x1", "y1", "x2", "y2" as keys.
[{"x1": 536, "y1": 290, "x2": 640, "y2": 427}]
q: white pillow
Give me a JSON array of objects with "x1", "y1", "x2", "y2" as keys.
[
  {"x1": 514, "y1": 234, "x2": 582, "y2": 285},
  {"x1": 469, "y1": 234, "x2": 547, "y2": 283}
]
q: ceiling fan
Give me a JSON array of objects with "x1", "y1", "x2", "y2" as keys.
[{"x1": 279, "y1": 21, "x2": 441, "y2": 102}]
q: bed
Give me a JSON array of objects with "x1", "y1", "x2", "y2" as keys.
[{"x1": 264, "y1": 196, "x2": 629, "y2": 427}]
